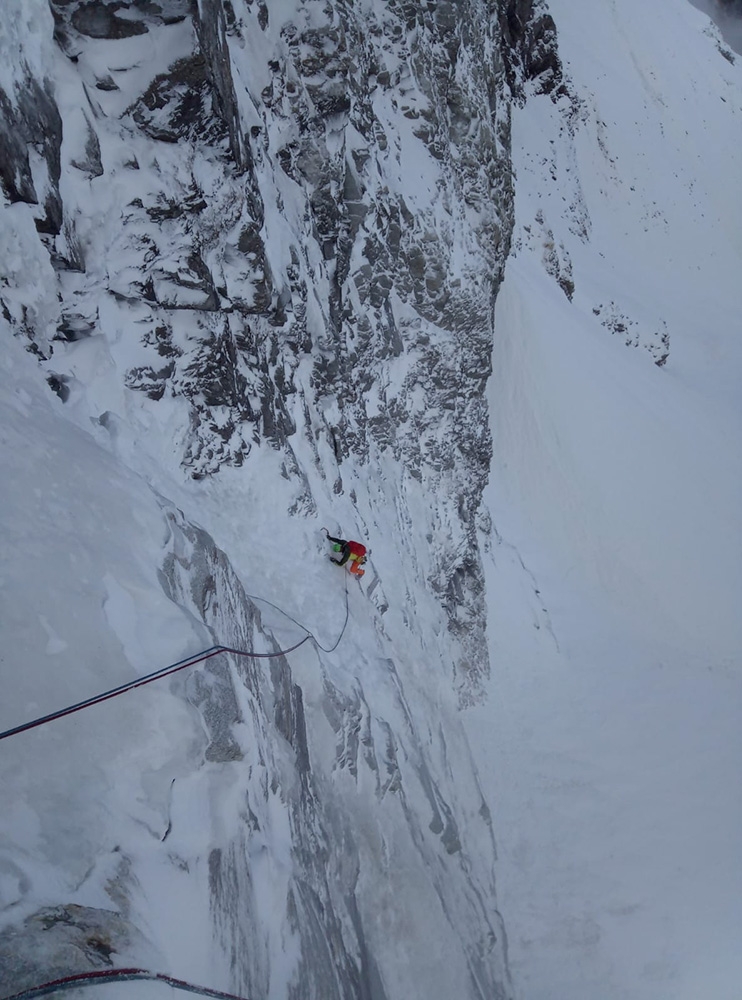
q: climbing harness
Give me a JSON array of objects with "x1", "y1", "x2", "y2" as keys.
[{"x1": 322, "y1": 527, "x2": 368, "y2": 578}]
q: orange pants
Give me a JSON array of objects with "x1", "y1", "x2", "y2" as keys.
[{"x1": 348, "y1": 556, "x2": 365, "y2": 577}]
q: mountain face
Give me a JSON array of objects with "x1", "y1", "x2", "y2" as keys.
[
  {"x1": 1, "y1": 0, "x2": 558, "y2": 696},
  {"x1": 4, "y1": 1, "x2": 740, "y2": 998},
  {"x1": 0, "y1": 1, "x2": 563, "y2": 997}
]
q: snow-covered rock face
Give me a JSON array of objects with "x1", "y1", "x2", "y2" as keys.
[
  {"x1": 4, "y1": 0, "x2": 742, "y2": 997},
  {"x1": 0, "y1": 1, "x2": 564, "y2": 997},
  {"x1": 0, "y1": 0, "x2": 552, "y2": 698},
  {"x1": 689, "y1": 0, "x2": 742, "y2": 53}
]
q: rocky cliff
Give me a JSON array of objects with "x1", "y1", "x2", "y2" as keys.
[{"x1": 0, "y1": 1, "x2": 562, "y2": 997}]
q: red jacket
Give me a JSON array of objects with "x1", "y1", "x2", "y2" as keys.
[{"x1": 347, "y1": 540, "x2": 366, "y2": 559}]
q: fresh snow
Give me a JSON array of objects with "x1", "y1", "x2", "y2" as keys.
[
  {"x1": 469, "y1": 1, "x2": 742, "y2": 998},
  {"x1": 1, "y1": 0, "x2": 741, "y2": 998}
]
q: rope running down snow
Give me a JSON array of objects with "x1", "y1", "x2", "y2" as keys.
[
  {"x1": 245, "y1": 578, "x2": 350, "y2": 654},
  {"x1": 0, "y1": 968, "x2": 252, "y2": 1000},
  {"x1": 0, "y1": 577, "x2": 350, "y2": 743}
]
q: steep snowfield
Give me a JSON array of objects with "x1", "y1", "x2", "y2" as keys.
[
  {"x1": 0, "y1": 334, "x2": 213, "y2": 982},
  {"x1": 1, "y1": 0, "x2": 741, "y2": 998},
  {"x1": 0, "y1": 313, "x2": 508, "y2": 999},
  {"x1": 470, "y1": 1, "x2": 742, "y2": 998},
  {"x1": 1, "y1": 5, "x2": 513, "y2": 994}
]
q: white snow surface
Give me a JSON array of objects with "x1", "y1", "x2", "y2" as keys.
[
  {"x1": 469, "y1": 1, "x2": 742, "y2": 999},
  {"x1": 0, "y1": 0, "x2": 741, "y2": 998},
  {"x1": 3, "y1": 1, "x2": 510, "y2": 996}
]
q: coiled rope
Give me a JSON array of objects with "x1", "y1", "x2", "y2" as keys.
[
  {"x1": 0, "y1": 968, "x2": 250, "y2": 1000},
  {"x1": 0, "y1": 577, "x2": 350, "y2": 743}
]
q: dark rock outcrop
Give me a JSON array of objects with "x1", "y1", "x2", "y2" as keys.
[
  {"x1": 0, "y1": 74, "x2": 63, "y2": 234},
  {"x1": 500, "y1": 0, "x2": 564, "y2": 98},
  {"x1": 0, "y1": 904, "x2": 156, "y2": 995}
]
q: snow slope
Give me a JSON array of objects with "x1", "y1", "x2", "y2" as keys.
[
  {"x1": 0, "y1": 303, "x2": 509, "y2": 999},
  {"x1": 469, "y1": 1, "x2": 742, "y2": 998},
  {"x1": 1, "y1": 6, "x2": 513, "y2": 995},
  {"x1": 1, "y1": 0, "x2": 741, "y2": 998},
  {"x1": 0, "y1": 330, "x2": 213, "y2": 983}
]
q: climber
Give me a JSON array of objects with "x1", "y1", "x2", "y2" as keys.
[{"x1": 323, "y1": 528, "x2": 367, "y2": 577}]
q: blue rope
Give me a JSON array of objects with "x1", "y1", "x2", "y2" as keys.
[
  {"x1": 247, "y1": 571, "x2": 350, "y2": 653},
  {"x1": 0, "y1": 576, "x2": 351, "y2": 743}
]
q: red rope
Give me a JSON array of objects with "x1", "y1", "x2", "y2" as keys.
[{"x1": 1, "y1": 968, "x2": 251, "y2": 1000}]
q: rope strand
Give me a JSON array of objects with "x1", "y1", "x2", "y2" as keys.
[
  {"x1": 0, "y1": 576, "x2": 351, "y2": 743},
  {"x1": 0, "y1": 968, "x2": 252, "y2": 1000},
  {"x1": 246, "y1": 571, "x2": 349, "y2": 653}
]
